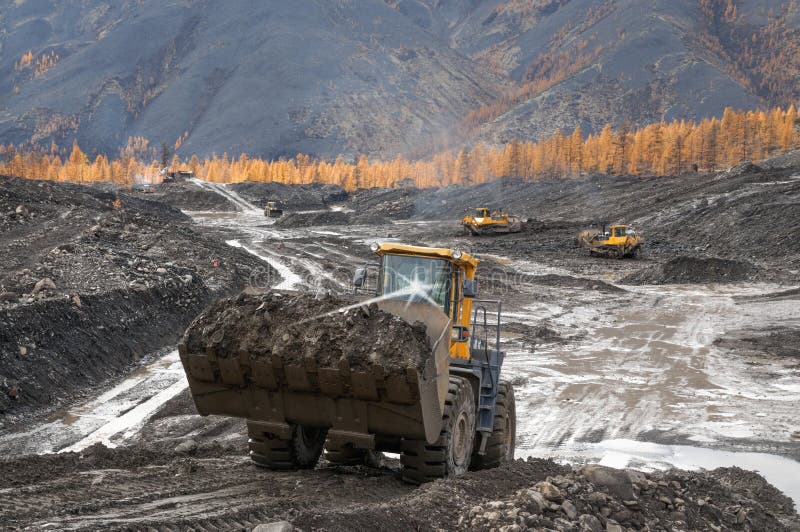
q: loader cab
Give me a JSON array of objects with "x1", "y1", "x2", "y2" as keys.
[
  {"x1": 612, "y1": 225, "x2": 627, "y2": 237},
  {"x1": 475, "y1": 208, "x2": 490, "y2": 219},
  {"x1": 379, "y1": 253, "x2": 453, "y2": 316},
  {"x1": 367, "y1": 243, "x2": 479, "y2": 360}
]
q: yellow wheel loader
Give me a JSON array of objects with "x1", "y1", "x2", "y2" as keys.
[
  {"x1": 577, "y1": 224, "x2": 643, "y2": 258},
  {"x1": 178, "y1": 243, "x2": 516, "y2": 484},
  {"x1": 461, "y1": 208, "x2": 522, "y2": 236}
]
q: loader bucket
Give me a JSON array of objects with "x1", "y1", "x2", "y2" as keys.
[{"x1": 178, "y1": 298, "x2": 452, "y2": 446}]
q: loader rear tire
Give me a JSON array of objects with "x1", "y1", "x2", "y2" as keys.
[
  {"x1": 400, "y1": 376, "x2": 475, "y2": 484},
  {"x1": 247, "y1": 421, "x2": 327, "y2": 470},
  {"x1": 470, "y1": 380, "x2": 516, "y2": 470}
]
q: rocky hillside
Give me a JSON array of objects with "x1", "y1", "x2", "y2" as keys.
[{"x1": 0, "y1": 0, "x2": 796, "y2": 159}]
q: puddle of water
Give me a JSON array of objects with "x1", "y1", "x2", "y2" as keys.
[
  {"x1": 60, "y1": 378, "x2": 187, "y2": 453},
  {"x1": 0, "y1": 351, "x2": 188, "y2": 455}
]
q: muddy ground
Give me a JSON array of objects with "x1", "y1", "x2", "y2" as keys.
[{"x1": 1, "y1": 157, "x2": 800, "y2": 530}]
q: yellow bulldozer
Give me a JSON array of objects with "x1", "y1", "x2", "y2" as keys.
[
  {"x1": 461, "y1": 208, "x2": 522, "y2": 236},
  {"x1": 577, "y1": 223, "x2": 643, "y2": 258},
  {"x1": 178, "y1": 243, "x2": 516, "y2": 484}
]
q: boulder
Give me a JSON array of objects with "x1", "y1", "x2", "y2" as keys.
[{"x1": 581, "y1": 464, "x2": 635, "y2": 500}]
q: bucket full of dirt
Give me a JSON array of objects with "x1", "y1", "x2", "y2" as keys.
[{"x1": 179, "y1": 291, "x2": 452, "y2": 444}]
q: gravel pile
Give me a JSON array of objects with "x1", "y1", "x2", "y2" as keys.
[{"x1": 462, "y1": 463, "x2": 796, "y2": 531}]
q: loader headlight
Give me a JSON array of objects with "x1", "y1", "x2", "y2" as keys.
[
  {"x1": 370, "y1": 242, "x2": 380, "y2": 252},
  {"x1": 453, "y1": 249, "x2": 463, "y2": 259}
]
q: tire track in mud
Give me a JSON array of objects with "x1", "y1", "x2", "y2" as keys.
[{"x1": 1, "y1": 456, "x2": 411, "y2": 531}]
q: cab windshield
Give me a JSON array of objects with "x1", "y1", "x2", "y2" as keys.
[
  {"x1": 614, "y1": 227, "x2": 627, "y2": 237},
  {"x1": 380, "y1": 254, "x2": 452, "y2": 314}
]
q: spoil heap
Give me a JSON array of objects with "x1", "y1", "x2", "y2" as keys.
[
  {"x1": 461, "y1": 463, "x2": 796, "y2": 531},
  {"x1": 184, "y1": 291, "x2": 432, "y2": 375},
  {"x1": 622, "y1": 256, "x2": 758, "y2": 284}
]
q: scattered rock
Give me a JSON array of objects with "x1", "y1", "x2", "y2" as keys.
[
  {"x1": 72, "y1": 294, "x2": 82, "y2": 307},
  {"x1": 537, "y1": 481, "x2": 563, "y2": 502},
  {"x1": 582, "y1": 464, "x2": 635, "y2": 500},
  {"x1": 562, "y1": 500, "x2": 578, "y2": 519},
  {"x1": 463, "y1": 463, "x2": 796, "y2": 532},
  {"x1": 578, "y1": 514, "x2": 603, "y2": 532},
  {"x1": 32, "y1": 277, "x2": 57, "y2": 294},
  {"x1": 175, "y1": 439, "x2": 198, "y2": 453},
  {"x1": 18, "y1": 346, "x2": 27, "y2": 357},
  {"x1": 516, "y1": 489, "x2": 547, "y2": 514}
]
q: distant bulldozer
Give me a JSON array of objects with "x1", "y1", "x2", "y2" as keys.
[
  {"x1": 262, "y1": 200, "x2": 283, "y2": 218},
  {"x1": 461, "y1": 208, "x2": 522, "y2": 236},
  {"x1": 577, "y1": 223, "x2": 643, "y2": 258}
]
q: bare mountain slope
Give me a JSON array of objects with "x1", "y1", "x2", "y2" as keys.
[
  {"x1": 0, "y1": 0, "x2": 500, "y2": 159},
  {"x1": 394, "y1": 0, "x2": 794, "y2": 142},
  {"x1": 0, "y1": 0, "x2": 797, "y2": 158}
]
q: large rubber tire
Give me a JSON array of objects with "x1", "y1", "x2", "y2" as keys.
[
  {"x1": 471, "y1": 380, "x2": 516, "y2": 470},
  {"x1": 247, "y1": 421, "x2": 328, "y2": 470},
  {"x1": 400, "y1": 376, "x2": 476, "y2": 484},
  {"x1": 324, "y1": 440, "x2": 369, "y2": 466}
]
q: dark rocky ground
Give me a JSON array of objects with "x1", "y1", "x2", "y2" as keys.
[
  {"x1": 1, "y1": 436, "x2": 796, "y2": 531},
  {"x1": 0, "y1": 176, "x2": 269, "y2": 420},
  {"x1": 1, "y1": 159, "x2": 800, "y2": 530},
  {"x1": 350, "y1": 162, "x2": 800, "y2": 275}
]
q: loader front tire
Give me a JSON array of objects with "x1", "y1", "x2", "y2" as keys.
[
  {"x1": 471, "y1": 380, "x2": 516, "y2": 470},
  {"x1": 400, "y1": 376, "x2": 476, "y2": 484},
  {"x1": 247, "y1": 421, "x2": 327, "y2": 470}
]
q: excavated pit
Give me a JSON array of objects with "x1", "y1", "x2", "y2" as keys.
[{"x1": 184, "y1": 291, "x2": 433, "y2": 375}]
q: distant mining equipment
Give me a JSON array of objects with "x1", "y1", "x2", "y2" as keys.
[
  {"x1": 461, "y1": 208, "x2": 523, "y2": 236},
  {"x1": 262, "y1": 199, "x2": 284, "y2": 218},
  {"x1": 577, "y1": 223, "x2": 643, "y2": 258}
]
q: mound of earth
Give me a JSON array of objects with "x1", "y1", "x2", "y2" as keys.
[
  {"x1": 1, "y1": 445, "x2": 797, "y2": 530},
  {"x1": 273, "y1": 210, "x2": 352, "y2": 228},
  {"x1": 462, "y1": 463, "x2": 797, "y2": 532},
  {"x1": 183, "y1": 292, "x2": 432, "y2": 374},
  {"x1": 230, "y1": 182, "x2": 347, "y2": 210},
  {"x1": 0, "y1": 176, "x2": 267, "y2": 418},
  {"x1": 622, "y1": 256, "x2": 758, "y2": 285},
  {"x1": 715, "y1": 327, "x2": 800, "y2": 359},
  {"x1": 146, "y1": 181, "x2": 235, "y2": 211}
]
